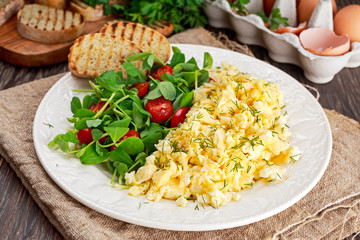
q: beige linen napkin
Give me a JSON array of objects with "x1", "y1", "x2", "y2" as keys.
[{"x1": 0, "y1": 27, "x2": 359, "y2": 240}]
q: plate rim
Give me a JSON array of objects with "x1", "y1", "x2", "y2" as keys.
[{"x1": 33, "y1": 43, "x2": 332, "y2": 231}]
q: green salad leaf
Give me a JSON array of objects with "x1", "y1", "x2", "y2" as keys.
[{"x1": 49, "y1": 48, "x2": 214, "y2": 185}]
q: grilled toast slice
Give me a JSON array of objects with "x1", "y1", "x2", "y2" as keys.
[
  {"x1": 100, "y1": 21, "x2": 171, "y2": 63},
  {"x1": 69, "y1": 0, "x2": 104, "y2": 22},
  {"x1": 69, "y1": 33, "x2": 145, "y2": 78},
  {"x1": 17, "y1": 4, "x2": 84, "y2": 44},
  {"x1": 0, "y1": 0, "x2": 24, "y2": 26}
]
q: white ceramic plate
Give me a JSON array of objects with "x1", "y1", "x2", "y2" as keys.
[{"x1": 33, "y1": 44, "x2": 332, "y2": 231}]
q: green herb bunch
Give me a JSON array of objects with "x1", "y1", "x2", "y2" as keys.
[
  {"x1": 257, "y1": 8, "x2": 289, "y2": 30},
  {"x1": 228, "y1": 0, "x2": 250, "y2": 16},
  {"x1": 111, "y1": 0, "x2": 208, "y2": 33},
  {"x1": 49, "y1": 47, "x2": 213, "y2": 185},
  {"x1": 227, "y1": 0, "x2": 289, "y2": 30},
  {"x1": 83, "y1": 0, "x2": 112, "y2": 15}
]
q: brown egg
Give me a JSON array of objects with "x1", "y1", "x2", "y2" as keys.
[
  {"x1": 264, "y1": 0, "x2": 300, "y2": 16},
  {"x1": 334, "y1": 5, "x2": 360, "y2": 42},
  {"x1": 297, "y1": 0, "x2": 337, "y2": 24}
]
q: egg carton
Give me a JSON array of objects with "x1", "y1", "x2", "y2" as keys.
[{"x1": 204, "y1": 0, "x2": 360, "y2": 84}]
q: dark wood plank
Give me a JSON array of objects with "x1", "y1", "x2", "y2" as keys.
[
  {"x1": 0, "y1": 16, "x2": 112, "y2": 67},
  {"x1": 0, "y1": 157, "x2": 64, "y2": 240},
  {"x1": 0, "y1": 61, "x2": 68, "y2": 90}
]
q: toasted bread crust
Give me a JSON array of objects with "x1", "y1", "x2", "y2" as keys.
[
  {"x1": 100, "y1": 21, "x2": 171, "y2": 64},
  {"x1": 146, "y1": 20, "x2": 174, "y2": 37},
  {"x1": 69, "y1": 0, "x2": 104, "y2": 22},
  {"x1": 69, "y1": 33, "x2": 145, "y2": 78},
  {"x1": 0, "y1": 0, "x2": 24, "y2": 26},
  {"x1": 34, "y1": 0, "x2": 66, "y2": 9},
  {"x1": 17, "y1": 4, "x2": 84, "y2": 44}
]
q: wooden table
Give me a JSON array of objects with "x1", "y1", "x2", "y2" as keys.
[{"x1": 1, "y1": 1, "x2": 359, "y2": 239}]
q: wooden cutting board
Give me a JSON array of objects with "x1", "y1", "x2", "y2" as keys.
[{"x1": 0, "y1": 16, "x2": 111, "y2": 67}]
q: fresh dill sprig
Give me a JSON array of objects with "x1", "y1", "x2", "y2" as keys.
[
  {"x1": 290, "y1": 154, "x2": 301, "y2": 163},
  {"x1": 247, "y1": 165, "x2": 252, "y2": 173}
]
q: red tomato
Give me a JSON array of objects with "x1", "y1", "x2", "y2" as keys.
[
  {"x1": 110, "y1": 130, "x2": 140, "y2": 151},
  {"x1": 77, "y1": 129, "x2": 107, "y2": 145},
  {"x1": 121, "y1": 129, "x2": 140, "y2": 141},
  {"x1": 150, "y1": 65, "x2": 173, "y2": 81},
  {"x1": 170, "y1": 107, "x2": 191, "y2": 128},
  {"x1": 209, "y1": 77, "x2": 215, "y2": 82},
  {"x1": 89, "y1": 101, "x2": 109, "y2": 113},
  {"x1": 129, "y1": 82, "x2": 149, "y2": 97},
  {"x1": 145, "y1": 97, "x2": 173, "y2": 122}
]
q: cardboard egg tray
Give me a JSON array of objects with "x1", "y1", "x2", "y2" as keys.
[{"x1": 204, "y1": 0, "x2": 360, "y2": 84}]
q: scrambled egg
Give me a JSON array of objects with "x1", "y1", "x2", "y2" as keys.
[{"x1": 125, "y1": 64, "x2": 300, "y2": 208}]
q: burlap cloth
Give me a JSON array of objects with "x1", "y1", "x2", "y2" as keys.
[{"x1": 0, "y1": 27, "x2": 359, "y2": 240}]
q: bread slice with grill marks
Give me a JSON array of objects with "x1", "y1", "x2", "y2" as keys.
[
  {"x1": 0, "y1": 0, "x2": 24, "y2": 26},
  {"x1": 100, "y1": 21, "x2": 170, "y2": 64},
  {"x1": 69, "y1": 0, "x2": 104, "y2": 22},
  {"x1": 17, "y1": 4, "x2": 84, "y2": 44},
  {"x1": 69, "y1": 33, "x2": 145, "y2": 78}
]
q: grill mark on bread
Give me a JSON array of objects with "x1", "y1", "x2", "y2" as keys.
[
  {"x1": 158, "y1": 35, "x2": 165, "y2": 58},
  {"x1": 138, "y1": 27, "x2": 145, "y2": 47},
  {"x1": 29, "y1": 5, "x2": 38, "y2": 28},
  {"x1": 82, "y1": 35, "x2": 91, "y2": 75},
  {"x1": 96, "y1": 34, "x2": 106, "y2": 72},
  {"x1": 69, "y1": 33, "x2": 146, "y2": 78},
  {"x1": 76, "y1": 35, "x2": 84, "y2": 46},
  {"x1": 18, "y1": 4, "x2": 85, "y2": 43},
  {"x1": 52, "y1": 7, "x2": 57, "y2": 30},
  {"x1": 61, "y1": 9, "x2": 64, "y2": 29},
  {"x1": 35, "y1": 5, "x2": 41, "y2": 30},
  {"x1": 129, "y1": 23, "x2": 137, "y2": 41},
  {"x1": 148, "y1": 30, "x2": 155, "y2": 47},
  {"x1": 120, "y1": 26, "x2": 125, "y2": 38},
  {"x1": 111, "y1": 23, "x2": 117, "y2": 33},
  {"x1": 99, "y1": 21, "x2": 170, "y2": 64},
  {"x1": 84, "y1": 34, "x2": 94, "y2": 75}
]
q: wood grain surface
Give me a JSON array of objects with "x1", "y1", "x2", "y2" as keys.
[
  {"x1": 0, "y1": 0, "x2": 359, "y2": 239},
  {"x1": 0, "y1": 16, "x2": 111, "y2": 67}
]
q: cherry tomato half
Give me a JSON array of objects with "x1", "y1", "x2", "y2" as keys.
[
  {"x1": 145, "y1": 97, "x2": 173, "y2": 123},
  {"x1": 129, "y1": 82, "x2": 149, "y2": 98},
  {"x1": 150, "y1": 65, "x2": 173, "y2": 81},
  {"x1": 170, "y1": 107, "x2": 191, "y2": 128},
  {"x1": 110, "y1": 130, "x2": 140, "y2": 151},
  {"x1": 89, "y1": 101, "x2": 109, "y2": 113},
  {"x1": 77, "y1": 128, "x2": 107, "y2": 145}
]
